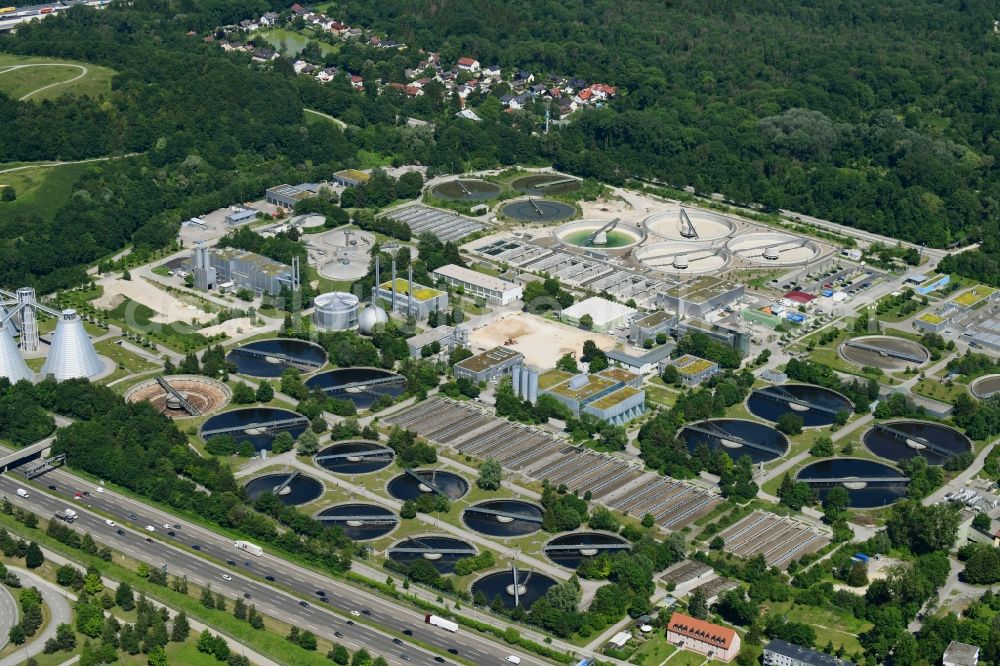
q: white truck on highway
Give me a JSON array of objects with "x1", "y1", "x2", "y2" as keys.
[
  {"x1": 424, "y1": 614, "x2": 458, "y2": 633},
  {"x1": 235, "y1": 540, "x2": 263, "y2": 557},
  {"x1": 55, "y1": 509, "x2": 77, "y2": 523},
  {"x1": 15, "y1": 488, "x2": 28, "y2": 498}
]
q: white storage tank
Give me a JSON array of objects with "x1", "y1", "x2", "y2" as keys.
[{"x1": 313, "y1": 292, "x2": 360, "y2": 331}]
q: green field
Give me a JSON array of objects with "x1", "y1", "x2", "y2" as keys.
[
  {"x1": 0, "y1": 52, "x2": 115, "y2": 100},
  {"x1": 107, "y1": 296, "x2": 210, "y2": 352},
  {"x1": 260, "y1": 28, "x2": 339, "y2": 56},
  {"x1": 0, "y1": 161, "x2": 98, "y2": 221}
]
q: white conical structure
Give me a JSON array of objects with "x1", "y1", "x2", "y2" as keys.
[
  {"x1": 0, "y1": 323, "x2": 32, "y2": 384},
  {"x1": 41, "y1": 309, "x2": 104, "y2": 381}
]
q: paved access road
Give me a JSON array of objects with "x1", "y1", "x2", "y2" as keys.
[
  {"x1": 0, "y1": 473, "x2": 548, "y2": 666},
  {"x1": 0, "y1": 566, "x2": 73, "y2": 666}
]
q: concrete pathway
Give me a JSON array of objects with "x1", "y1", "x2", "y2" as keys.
[{"x1": 0, "y1": 567, "x2": 73, "y2": 666}]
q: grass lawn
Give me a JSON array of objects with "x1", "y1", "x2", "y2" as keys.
[
  {"x1": 0, "y1": 52, "x2": 115, "y2": 100},
  {"x1": 764, "y1": 600, "x2": 870, "y2": 655},
  {"x1": 304, "y1": 108, "x2": 346, "y2": 129},
  {"x1": 628, "y1": 633, "x2": 676, "y2": 664},
  {"x1": 260, "y1": 28, "x2": 339, "y2": 56},
  {"x1": 0, "y1": 161, "x2": 98, "y2": 221},
  {"x1": 911, "y1": 378, "x2": 966, "y2": 404},
  {"x1": 106, "y1": 297, "x2": 210, "y2": 352}
]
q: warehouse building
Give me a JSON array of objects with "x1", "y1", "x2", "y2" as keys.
[
  {"x1": 915, "y1": 312, "x2": 948, "y2": 333},
  {"x1": 662, "y1": 354, "x2": 719, "y2": 386},
  {"x1": 453, "y1": 346, "x2": 523, "y2": 382},
  {"x1": 666, "y1": 612, "x2": 740, "y2": 663},
  {"x1": 538, "y1": 369, "x2": 645, "y2": 425},
  {"x1": 764, "y1": 639, "x2": 854, "y2": 666},
  {"x1": 225, "y1": 207, "x2": 258, "y2": 225},
  {"x1": 332, "y1": 169, "x2": 370, "y2": 187},
  {"x1": 432, "y1": 264, "x2": 523, "y2": 305},
  {"x1": 264, "y1": 183, "x2": 320, "y2": 210},
  {"x1": 561, "y1": 296, "x2": 637, "y2": 332},
  {"x1": 657, "y1": 276, "x2": 744, "y2": 318},
  {"x1": 208, "y1": 248, "x2": 295, "y2": 296},
  {"x1": 905, "y1": 273, "x2": 950, "y2": 295},
  {"x1": 675, "y1": 317, "x2": 750, "y2": 358},
  {"x1": 606, "y1": 345, "x2": 674, "y2": 375},
  {"x1": 630, "y1": 310, "x2": 675, "y2": 344},
  {"x1": 374, "y1": 278, "x2": 449, "y2": 320},
  {"x1": 942, "y1": 642, "x2": 980, "y2": 666},
  {"x1": 406, "y1": 325, "x2": 469, "y2": 358}
]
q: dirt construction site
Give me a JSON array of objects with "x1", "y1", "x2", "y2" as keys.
[
  {"x1": 94, "y1": 276, "x2": 215, "y2": 325},
  {"x1": 469, "y1": 312, "x2": 619, "y2": 367}
]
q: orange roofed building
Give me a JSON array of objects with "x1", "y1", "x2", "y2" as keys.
[{"x1": 666, "y1": 612, "x2": 741, "y2": 662}]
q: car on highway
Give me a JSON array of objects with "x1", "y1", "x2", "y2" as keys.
[
  {"x1": 350, "y1": 610, "x2": 361, "y2": 617},
  {"x1": 447, "y1": 648, "x2": 458, "y2": 655},
  {"x1": 192, "y1": 544, "x2": 201, "y2": 550},
  {"x1": 47, "y1": 485, "x2": 56, "y2": 490},
  {"x1": 162, "y1": 523, "x2": 171, "y2": 529},
  {"x1": 73, "y1": 493, "x2": 82, "y2": 500},
  {"x1": 361, "y1": 609, "x2": 371, "y2": 616},
  {"x1": 105, "y1": 519, "x2": 115, "y2": 526},
  {"x1": 174, "y1": 524, "x2": 181, "y2": 529},
  {"x1": 315, "y1": 590, "x2": 325, "y2": 596},
  {"x1": 346, "y1": 620, "x2": 354, "y2": 626},
  {"x1": 402, "y1": 629, "x2": 413, "y2": 636},
  {"x1": 265, "y1": 575, "x2": 275, "y2": 582},
  {"x1": 116, "y1": 529, "x2": 124, "y2": 536},
  {"x1": 221, "y1": 574, "x2": 232, "y2": 581},
  {"x1": 334, "y1": 631, "x2": 343, "y2": 638},
  {"x1": 96, "y1": 487, "x2": 104, "y2": 493},
  {"x1": 145, "y1": 525, "x2": 155, "y2": 532},
  {"x1": 167, "y1": 531, "x2": 175, "y2": 536},
  {"x1": 227, "y1": 560, "x2": 236, "y2": 566},
  {"x1": 243, "y1": 592, "x2": 251, "y2": 599},
  {"x1": 144, "y1": 537, "x2": 153, "y2": 543},
  {"x1": 299, "y1": 601, "x2": 309, "y2": 607},
  {"x1": 400, "y1": 655, "x2": 410, "y2": 662},
  {"x1": 433, "y1": 657, "x2": 444, "y2": 663},
  {"x1": 392, "y1": 638, "x2": 403, "y2": 645},
  {"x1": 128, "y1": 513, "x2": 137, "y2": 520}
]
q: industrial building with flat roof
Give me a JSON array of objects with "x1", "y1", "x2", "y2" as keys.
[
  {"x1": 630, "y1": 310, "x2": 674, "y2": 344},
  {"x1": 453, "y1": 346, "x2": 524, "y2": 382},
  {"x1": 657, "y1": 275, "x2": 744, "y2": 318},
  {"x1": 264, "y1": 183, "x2": 320, "y2": 209},
  {"x1": 915, "y1": 312, "x2": 948, "y2": 333},
  {"x1": 539, "y1": 369, "x2": 645, "y2": 425},
  {"x1": 560, "y1": 296, "x2": 637, "y2": 332},
  {"x1": 666, "y1": 612, "x2": 740, "y2": 663},
  {"x1": 374, "y1": 278, "x2": 449, "y2": 320},
  {"x1": 405, "y1": 325, "x2": 469, "y2": 358},
  {"x1": 663, "y1": 354, "x2": 720, "y2": 386},
  {"x1": 905, "y1": 273, "x2": 950, "y2": 295},
  {"x1": 764, "y1": 639, "x2": 854, "y2": 666},
  {"x1": 606, "y1": 344, "x2": 675, "y2": 375},
  {"x1": 225, "y1": 207, "x2": 258, "y2": 225},
  {"x1": 207, "y1": 247, "x2": 295, "y2": 296},
  {"x1": 952, "y1": 285, "x2": 999, "y2": 311},
  {"x1": 942, "y1": 641, "x2": 980, "y2": 666},
  {"x1": 332, "y1": 169, "x2": 370, "y2": 187},
  {"x1": 431, "y1": 264, "x2": 523, "y2": 305}
]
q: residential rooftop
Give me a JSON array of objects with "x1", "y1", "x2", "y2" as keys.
[
  {"x1": 455, "y1": 346, "x2": 522, "y2": 373},
  {"x1": 662, "y1": 275, "x2": 739, "y2": 304},
  {"x1": 589, "y1": 385, "x2": 640, "y2": 410},
  {"x1": 379, "y1": 279, "x2": 444, "y2": 302}
]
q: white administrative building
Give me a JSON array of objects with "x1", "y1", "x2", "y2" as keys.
[
  {"x1": 431, "y1": 264, "x2": 523, "y2": 305},
  {"x1": 561, "y1": 296, "x2": 637, "y2": 332}
]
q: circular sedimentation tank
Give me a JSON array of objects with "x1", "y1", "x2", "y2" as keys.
[
  {"x1": 554, "y1": 219, "x2": 643, "y2": 250},
  {"x1": 243, "y1": 473, "x2": 323, "y2": 506},
  {"x1": 747, "y1": 383, "x2": 853, "y2": 427},
  {"x1": 726, "y1": 232, "x2": 820, "y2": 265},
  {"x1": 227, "y1": 338, "x2": 327, "y2": 378},
  {"x1": 199, "y1": 407, "x2": 307, "y2": 451},
  {"x1": 634, "y1": 242, "x2": 730, "y2": 275},
  {"x1": 430, "y1": 179, "x2": 501, "y2": 201},
  {"x1": 471, "y1": 569, "x2": 557, "y2": 609},
  {"x1": 544, "y1": 532, "x2": 630, "y2": 569},
  {"x1": 970, "y1": 374, "x2": 1000, "y2": 400},
  {"x1": 304, "y1": 367, "x2": 405, "y2": 409},
  {"x1": 317, "y1": 504, "x2": 398, "y2": 540},
  {"x1": 461, "y1": 500, "x2": 544, "y2": 537},
  {"x1": 679, "y1": 418, "x2": 790, "y2": 464},
  {"x1": 318, "y1": 228, "x2": 374, "y2": 281},
  {"x1": 643, "y1": 207, "x2": 736, "y2": 242},
  {"x1": 315, "y1": 441, "x2": 395, "y2": 474},
  {"x1": 388, "y1": 536, "x2": 477, "y2": 573},
  {"x1": 500, "y1": 198, "x2": 576, "y2": 223},
  {"x1": 863, "y1": 420, "x2": 972, "y2": 465},
  {"x1": 125, "y1": 375, "x2": 231, "y2": 418},
  {"x1": 387, "y1": 469, "x2": 469, "y2": 501},
  {"x1": 839, "y1": 335, "x2": 930, "y2": 372},
  {"x1": 796, "y1": 458, "x2": 908, "y2": 509},
  {"x1": 511, "y1": 174, "x2": 581, "y2": 196}
]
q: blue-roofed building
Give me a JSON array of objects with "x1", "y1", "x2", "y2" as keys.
[{"x1": 225, "y1": 207, "x2": 258, "y2": 225}]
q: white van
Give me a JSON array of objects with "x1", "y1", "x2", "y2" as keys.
[
  {"x1": 15, "y1": 488, "x2": 28, "y2": 498},
  {"x1": 505, "y1": 657, "x2": 521, "y2": 664}
]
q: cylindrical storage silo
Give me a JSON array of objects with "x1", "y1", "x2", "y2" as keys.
[
  {"x1": 528, "y1": 370, "x2": 538, "y2": 403},
  {"x1": 313, "y1": 292, "x2": 360, "y2": 331},
  {"x1": 512, "y1": 365, "x2": 522, "y2": 398},
  {"x1": 520, "y1": 366, "x2": 530, "y2": 398}
]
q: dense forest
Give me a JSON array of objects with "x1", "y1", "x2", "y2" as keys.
[{"x1": 340, "y1": 0, "x2": 1000, "y2": 249}]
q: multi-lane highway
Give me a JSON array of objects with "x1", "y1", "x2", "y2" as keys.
[{"x1": 0, "y1": 472, "x2": 550, "y2": 666}]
